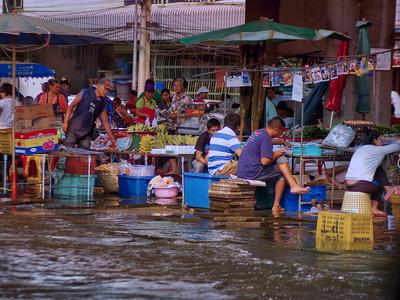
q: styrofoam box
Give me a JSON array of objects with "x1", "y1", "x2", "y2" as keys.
[
  {"x1": 151, "y1": 148, "x2": 167, "y2": 155},
  {"x1": 388, "y1": 215, "x2": 396, "y2": 230},
  {"x1": 164, "y1": 145, "x2": 195, "y2": 155},
  {"x1": 129, "y1": 165, "x2": 155, "y2": 177}
]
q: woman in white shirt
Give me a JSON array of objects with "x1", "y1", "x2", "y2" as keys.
[
  {"x1": 346, "y1": 129, "x2": 400, "y2": 217},
  {"x1": 0, "y1": 83, "x2": 20, "y2": 129}
]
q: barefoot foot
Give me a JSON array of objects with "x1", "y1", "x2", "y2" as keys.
[
  {"x1": 290, "y1": 186, "x2": 311, "y2": 194},
  {"x1": 272, "y1": 205, "x2": 285, "y2": 212}
]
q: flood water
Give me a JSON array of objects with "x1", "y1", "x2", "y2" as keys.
[{"x1": 0, "y1": 196, "x2": 399, "y2": 299}]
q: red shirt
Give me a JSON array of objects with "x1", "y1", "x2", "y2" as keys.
[{"x1": 391, "y1": 116, "x2": 400, "y2": 126}]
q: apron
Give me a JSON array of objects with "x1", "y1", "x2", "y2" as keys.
[
  {"x1": 137, "y1": 99, "x2": 156, "y2": 123},
  {"x1": 47, "y1": 93, "x2": 64, "y2": 123}
]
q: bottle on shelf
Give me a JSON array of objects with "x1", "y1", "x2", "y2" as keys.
[
  {"x1": 152, "y1": 118, "x2": 157, "y2": 128},
  {"x1": 145, "y1": 118, "x2": 151, "y2": 127}
]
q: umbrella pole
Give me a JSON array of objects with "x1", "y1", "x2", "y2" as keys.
[
  {"x1": 330, "y1": 110, "x2": 334, "y2": 128},
  {"x1": 298, "y1": 77, "x2": 305, "y2": 213},
  {"x1": 11, "y1": 36, "x2": 17, "y2": 198}
]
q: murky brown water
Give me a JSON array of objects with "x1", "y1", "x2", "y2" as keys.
[{"x1": 0, "y1": 198, "x2": 399, "y2": 299}]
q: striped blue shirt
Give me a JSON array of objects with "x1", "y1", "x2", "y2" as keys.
[{"x1": 208, "y1": 126, "x2": 242, "y2": 175}]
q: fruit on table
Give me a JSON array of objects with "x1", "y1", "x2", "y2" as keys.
[{"x1": 138, "y1": 134, "x2": 155, "y2": 154}]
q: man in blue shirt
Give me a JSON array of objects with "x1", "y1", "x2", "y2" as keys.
[
  {"x1": 208, "y1": 113, "x2": 242, "y2": 175},
  {"x1": 237, "y1": 117, "x2": 310, "y2": 212},
  {"x1": 62, "y1": 78, "x2": 116, "y2": 150}
]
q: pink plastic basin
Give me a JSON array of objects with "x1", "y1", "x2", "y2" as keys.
[{"x1": 154, "y1": 186, "x2": 179, "y2": 198}]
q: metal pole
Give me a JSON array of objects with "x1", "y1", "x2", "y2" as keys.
[
  {"x1": 330, "y1": 111, "x2": 334, "y2": 128},
  {"x1": 181, "y1": 156, "x2": 185, "y2": 207},
  {"x1": 373, "y1": 55, "x2": 377, "y2": 122},
  {"x1": 132, "y1": 0, "x2": 138, "y2": 90},
  {"x1": 3, "y1": 154, "x2": 7, "y2": 194},
  {"x1": 88, "y1": 155, "x2": 91, "y2": 200},
  {"x1": 224, "y1": 70, "x2": 228, "y2": 116},
  {"x1": 11, "y1": 36, "x2": 17, "y2": 198},
  {"x1": 42, "y1": 155, "x2": 46, "y2": 199},
  {"x1": 298, "y1": 76, "x2": 305, "y2": 213}
]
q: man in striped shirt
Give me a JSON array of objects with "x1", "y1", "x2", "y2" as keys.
[{"x1": 208, "y1": 113, "x2": 242, "y2": 175}]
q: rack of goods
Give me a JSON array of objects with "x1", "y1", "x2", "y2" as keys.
[
  {"x1": 344, "y1": 120, "x2": 374, "y2": 145},
  {"x1": 283, "y1": 125, "x2": 330, "y2": 140}
]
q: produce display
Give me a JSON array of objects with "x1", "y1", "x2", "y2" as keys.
[
  {"x1": 375, "y1": 123, "x2": 400, "y2": 135},
  {"x1": 153, "y1": 132, "x2": 199, "y2": 149},
  {"x1": 284, "y1": 125, "x2": 330, "y2": 139},
  {"x1": 127, "y1": 123, "x2": 169, "y2": 133},
  {"x1": 138, "y1": 134, "x2": 155, "y2": 154}
]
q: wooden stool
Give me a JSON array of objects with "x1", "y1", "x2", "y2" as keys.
[{"x1": 341, "y1": 191, "x2": 372, "y2": 215}]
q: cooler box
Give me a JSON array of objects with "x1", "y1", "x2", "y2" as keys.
[
  {"x1": 255, "y1": 182, "x2": 275, "y2": 208},
  {"x1": 183, "y1": 173, "x2": 229, "y2": 208},
  {"x1": 118, "y1": 175, "x2": 154, "y2": 197},
  {"x1": 281, "y1": 184, "x2": 327, "y2": 212}
]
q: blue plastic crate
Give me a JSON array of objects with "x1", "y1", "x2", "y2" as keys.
[
  {"x1": 118, "y1": 175, "x2": 154, "y2": 197},
  {"x1": 292, "y1": 146, "x2": 322, "y2": 156},
  {"x1": 53, "y1": 174, "x2": 95, "y2": 198},
  {"x1": 281, "y1": 184, "x2": 327, "y2": 212},
  {"x1": 183, "y1": 173, "x2": 229, "y2": 208}
]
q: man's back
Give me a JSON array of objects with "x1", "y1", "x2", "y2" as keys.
[
  {"x1": 237, "y1": 129, "x2": 273, "y2": 180},
  {"x1": 208, "y1": 126, "x2": 241, "y2": 175}
]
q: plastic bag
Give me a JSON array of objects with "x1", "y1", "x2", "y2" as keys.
[{"x1": 322, "y1": 125, "x2": 355, "y2": 148}]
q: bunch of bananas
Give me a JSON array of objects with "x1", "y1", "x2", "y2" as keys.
[
  {"x1": 185, "y1": 135, "x2": 199, "y2": 145},
  {"x1": 138, "y1": 134, "x2": 155, "y2": 154},
  {"x1": 157, "y1": 124, "x2": 169, "y2": 133},
  {"x1": 128, "y1": 123, "x2": 149, "y2": 132}
]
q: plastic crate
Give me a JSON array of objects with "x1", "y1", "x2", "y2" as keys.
[
  {"x1": 255, "y1": 182, "x2": 275, "y2": 208},
  {"x1": 292, "y1": 146, "x2": 322, "y2": 156},
  {"x1": 53, "y1": 174, "x2": 95, "y2": 198},
  {"x1": 0, "y1": 129, "x2": 12, "y2": 153},
  {"x1": 64, "y1": 155, "x2": 97, "y2": 175},
  {"x1": 316, "y1": 211, "x2": 374, "y2": 243},
  {"x1": 183, "y1": 173, "x2": 229, "y2": 208},
  {"x1": 281, "y1": 185, "x2": 326, "y2": 212},
  {"x1": 118, "y1": 175, "x2": 154, "y2": 197}
]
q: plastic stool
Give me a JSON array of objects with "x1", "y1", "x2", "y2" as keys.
[{"x1": 341, "y1": 191, "x2": 372, "y2": 215}]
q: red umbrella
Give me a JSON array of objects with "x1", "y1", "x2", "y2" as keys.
[{"x1": 325, "y1": 38, "x2": 349, "y2": 112}]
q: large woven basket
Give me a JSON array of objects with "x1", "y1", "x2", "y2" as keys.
[
  {"x1": 390, "y1": 194, "x2": 400, "y2": 233},
  {"x1": 96, "y1": 168, "x2": 119, "y2": 193},
  {"x1": 341, "y1": 191, "x2": 372, "y2": 215}
]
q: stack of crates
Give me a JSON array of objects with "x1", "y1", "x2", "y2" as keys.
[{"x1": 53, "y1": 155, "x2": 97, "y2": 198}]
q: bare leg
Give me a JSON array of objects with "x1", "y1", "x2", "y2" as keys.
[
  {"x1": 278, "y1": 163, "x2": 311, "y2": 194},
  {"x1": 168, "y1": 159, "x2": 180, "y2": 175},
  {"x1": 272, "y1": 180, "x2": 286, "y2": 212}
]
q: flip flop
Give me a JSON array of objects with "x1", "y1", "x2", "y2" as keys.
[{"x1": 373, "y1": 211, "x2": 387, "y2": 217}]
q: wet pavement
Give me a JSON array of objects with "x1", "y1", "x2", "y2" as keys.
[{"x1": 0, "y1": 194, "x2": 399, "y2": 299}]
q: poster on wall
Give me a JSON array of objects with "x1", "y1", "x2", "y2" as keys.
[{"x1": 370, "y1": 48, "x2": 391, "y2": 71}]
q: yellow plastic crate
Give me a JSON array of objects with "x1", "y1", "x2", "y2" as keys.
[
  {"x1": 0, "y1": 129, "x2": 12, "y2": 153},
  {"x1": 316, "y1": 210, "x2": 373, "y2": 243}
]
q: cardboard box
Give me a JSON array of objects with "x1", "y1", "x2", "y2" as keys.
[
  {"x1": 16, "y1": 103, "x2": 54, "y2": 120},
  {"x1": 0, "y1": 129, "x2": 58, "y2": 154},
  {"x1": 15, "y1": 116, "x2": 57, "y2": 132},
  {"x1": 15, "y1": 143, "x2": 59, "y2": 155}
]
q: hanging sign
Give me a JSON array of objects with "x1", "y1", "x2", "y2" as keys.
[
  {"x1": 371, "y1": 48, "x2": 391, "y2": 71},
  {"x1": 292, "y1": 74, "x2": 303, "y2": 102}
]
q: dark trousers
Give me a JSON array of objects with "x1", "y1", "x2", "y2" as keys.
[
  {"x1": 63, "y1": 130, "x2": 92, "y2": 150},
  {"x1": 346, "y1": 165, "x2": 390, "y2": 201}
]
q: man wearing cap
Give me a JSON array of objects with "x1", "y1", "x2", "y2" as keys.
[
  {"x1": 62, "y1": 78, "x2": 116, "y2": 150},
  {"x1": 194, "y1": 87, "x2": 209, "y2": 112},
  {"x1": 136, "y1": 83, "x2": 157, "y2": 123}
]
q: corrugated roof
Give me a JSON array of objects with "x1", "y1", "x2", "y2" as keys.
[{"x1": 23, "y1": 4, "x2": 245, "y2": 42}]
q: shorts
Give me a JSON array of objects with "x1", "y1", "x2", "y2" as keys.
[{"x1": 254, "y1": 156, "x2": 288, "y2": 182}]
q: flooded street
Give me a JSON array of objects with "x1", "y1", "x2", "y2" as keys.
[{"x1": 0, "y1": 197, "x2": 399, "y2": 299}]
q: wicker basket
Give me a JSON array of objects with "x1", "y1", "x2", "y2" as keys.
[
  {"x1": 96, "y1": 168, "x2": 119, "y2": 193},
  {"x1": 341, "y1": 191, "x2": 372, "y2": 215},
  {"x1": 390, "y1": 194, "x2": 400, "y2": 233}
]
